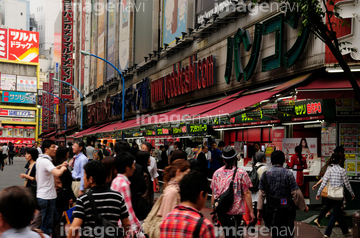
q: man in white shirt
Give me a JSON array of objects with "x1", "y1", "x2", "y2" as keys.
[
  {"x1": 36, "y1": 139, "x2": 68, "y2": 235},
  {"x1": 85, "y1": 142, "x2": 95, "y2": 161},
  {"x1": 2, "y1": 143, "x2": 9, "y2": 165},
  {"x1": 141, "y1": 142, "x2": 159, "y2": 192},
  {"x1": 34, "y1": 142, "x2": 42, "y2": 155}
]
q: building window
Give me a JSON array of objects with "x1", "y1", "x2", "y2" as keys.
[{"x1": 20, "y1": 12, "x2": 23, "y2": 16}]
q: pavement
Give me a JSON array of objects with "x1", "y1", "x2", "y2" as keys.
[{"x1": 1, "y1": 157, "x2": 358, "y2": 237}]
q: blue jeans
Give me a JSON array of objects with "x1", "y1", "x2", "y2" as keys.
[
  {"x1": 325, "y1": 199, "x2": 348, "y2": 236},
  {"x1": 37, "y1": 198, "x2": 56, "y2": 235}
]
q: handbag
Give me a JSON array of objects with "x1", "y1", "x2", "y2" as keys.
[
  {"x1": 212, "y1": 164, "x2": 238, "y2": 215},
  {"x1": 320, "y1": 183, "x2": 328, "y2": 198},
  {"x1": 326, "y1": 166, "x2": 344, "y2": 200},
  {"x1": 87, "y1": 190, "x2": 124, "y2": 238},
  {"x1": 143, "y1": 194, "x2": 164, "y2": 238}
]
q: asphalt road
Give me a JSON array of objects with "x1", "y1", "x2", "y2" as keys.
[{"x1": 0, "y1": 156, "x2": 29, "y2": 191}]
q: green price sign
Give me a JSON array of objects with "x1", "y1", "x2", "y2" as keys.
[{"x1": 187, "y1": 124, "x2": 208, "y2": 134}]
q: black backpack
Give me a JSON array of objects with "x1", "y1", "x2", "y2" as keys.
[{"x1": 248, "y1": 165, "x2": 264, "y2": 192}]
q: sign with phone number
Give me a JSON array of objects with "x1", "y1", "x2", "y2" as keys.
[{"x1": 0, "y1": 109, "x2": 35, "y2": 118}]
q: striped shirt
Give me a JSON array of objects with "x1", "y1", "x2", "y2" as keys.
[
  {"x1": 317, "y1": 164, "x2": 355, "y2": 197},
  {"x1": 72, "y1": 186, "x2": 129, "y2": 238}
]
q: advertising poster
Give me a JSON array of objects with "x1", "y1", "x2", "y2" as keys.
[
  {"x1": 2, "y1": 91, "x2": 36, "y2": 104},
  {"x1": 16, "y1": 76, "x2": 37, "y2": 92},
  {"x1": 0, "y1": 28, "x2": 8, "y2": 59},
  {"x1": 0, "y1": 109, "x2": 35, "y2": 118},
  {"x1": 8, "y1": 29, "x2": 39, "y2": 63},
  {"x1": 97, "y1": 0, "x2": 106, "y2": 88},
  {"x1": 0, "y1": 74, "x2": 16, "y2": 91},
  {"x1": 162, "y1": 0, "x2": 187, "y2": 47},
  {"x1": 347, "y1": 161, "x2": 356, "y2": 172},
  {"x1": 272, "y1": 127, "x2": 285, "y2": 151},
  {"x1": 119, "y1": 0, "x2": 131, "y2": 71},
  {"x1": 282, "y1": 138, "x2": 318, "y2": 157},
  {"x1": 107, "y1": 0, "x2": 116, "y2": 81}
]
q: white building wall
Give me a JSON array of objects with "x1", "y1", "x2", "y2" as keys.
[{"x1": 0, "y1": 0, "x2": 29, "y2": 30}]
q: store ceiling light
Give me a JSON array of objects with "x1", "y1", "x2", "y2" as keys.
[
  {"x1": 214, "y1": 124, "x2": 274, "y2": 131},
  {"x1": 326, "y1": 67, "x2": 360, "y2": 73},
  {"x1": 282, "y1": 120, "x2": 322, "y2": 126}
]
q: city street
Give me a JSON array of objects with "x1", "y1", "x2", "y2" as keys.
[{"x1": 0, "y1": 156, "x2": 28, "y2": 191}]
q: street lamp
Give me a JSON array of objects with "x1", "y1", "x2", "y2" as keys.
[
  {"x1": 52, "y1": 78, "x2": 84, "y2": 130},
  {"x1": 80, "y1": 50, "x2": 125, "y2": 122},
  {"x1": 42, "y1": 91, "x2": 67, "y2": 131}
]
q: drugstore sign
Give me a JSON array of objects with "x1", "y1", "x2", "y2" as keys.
[{"x1": 225, "y1": 14, "x2": 309, "y2": 83}]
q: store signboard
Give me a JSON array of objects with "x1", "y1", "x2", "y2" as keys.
[
  {"x1": 8, "y1": 29, "x2": 39, "y2": 63},
  {"x1": 0, "y1": 138, "x2": 35, "y2": 144},
  {"x1": 0, "y1": 74, "x2": 16, "y2": 91},
  {"x1": 272, "y1": 127, "x2": 285, "y2": 151},
  {"x1": 16, "y1": 76, "x2": 37, "y2": 92},
  {"x1": 42, "y1": 83, "x2": 50, "y2": 132},
  {"x1": 0, "y1": 116, "x2": 35, "y2": 122},
  {"x1": 336, "y1": 98, "x2": 360, "y2": 116},
  {"x1": 339, "y1": 123, "x2": 360, "y2": 176},
  {"x1": 187, "y1": 124, "x2": 208, "y2": 134},
  {"x1": 144, "y1": 130, "x2": 156, "y2": 136},
  {"x1": 0, "y1": 109, "x2": 35, "y2": 117},
  {"x1": 156, "y1": 127, "x2": 171, "y2": 136},
  {"x1": 278, "y1": 97, "x2": 296, "y2": 115},
  {"x1": 2, "y1": 91, "x2": 36, "y2": 104},
  {"x1": 172, "y1": 125, "x2": 187, "y2": 135},
  {"x1": 0, "y1": 29, "x2": 8, "y2": 59}
]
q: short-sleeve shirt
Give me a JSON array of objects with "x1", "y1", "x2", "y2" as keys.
[
  {"x1": 36, "y1": 154, "x2": 56, "y2": 199},
  {"x1": 86, "y1": 146, "x2": 95, "y2": 160},
  {"x1": 160, "y1": 205, "x2": 215, "y2": 238},
  {"x1": 259, "y1": 165, "x2": 299, "y2": 198},
  {"x1": 72, "y1": 186, "x2": 129, "y2": 238},
  {"x1": 147, "y1": 156, "x2": 159, "y2": 181},
  {"x1": 211, "y1": 166, "x2": 252, "y2": 215}
]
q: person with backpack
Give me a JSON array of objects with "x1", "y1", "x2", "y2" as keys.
[
  {"x1": 211, "y1": 146, "x2": 254, "y2": 238},
  {"x1": 248, "y1": 152, "x2": 268, "y2": 233},
  {"x1": 68, "y1": 160, "x2": 130, "y2": 238}
]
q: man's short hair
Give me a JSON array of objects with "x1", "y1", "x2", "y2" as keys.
[
  {"x1": 42, "y1": 139, "x2": 56, "y2": 154},
  {"x1": 179, "y1": 171, "x2": 208, "y2": 204},
  {"x1": 170, "y1": 150, "x2": 187, "y2": 164},
  {"x1": 255, "y1": 152, "x2": 266, "y2": 163},
  {"x1": 0, "y1": 186, "x2": 36, "y2": 229},
  {"x1": 115, "y1": 141, "x2": 130, "y2": 154},
  {"x1": 174, "y1": 141, "x2": 182, "y2": 149},
  {"x1": 218, "y1": 141, "x2": 225, "y2": 147},
  {"x1": 115, "y1": 152, "x2": 135, "y2": 174},
  {"x1": 83, "y1": 160, "x2": 107, "y2": 186},
  {"x1": 271, "y1": 151, "x2": 285, "y2": 165}
]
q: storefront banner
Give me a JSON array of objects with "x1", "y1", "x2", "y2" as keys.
[
  {"x1": 336, "y1": 98, "x2": 360, "y2": 116},
  {"x1": 0, "y1": 29, "x2": 8, "y2": 59},
  {"x1": 162, "y1": 0, "x2": 187, "y2": 47},
  {"x1": 0, "y1": 138, "x2": 35, "y2": 144},
  {"x1": 8, "y1": 29, "x2": 39, "y2": 63},
  {"x1": 282, "y1": 138, "x2": 318, "y2": 157},
  {"x1": 0, "y1": 116, "x2": 35, "y2": 122},
  {"x1": 272, "y1": 127, "x2": 285, "y2": 151},
  {"x1": 2, "y1": 91, "x2": 36, "y2": 104},
  {"x1": 0, "y1": 74, "x2": 16, "y2": 91},
  {"x1": 0, "y1": 109, "x2": 35, "y2": 118},
  {"x1": 16, "y1": 76, "x2": 37, "y2": 92}
]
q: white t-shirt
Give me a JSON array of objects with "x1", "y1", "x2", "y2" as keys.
[
  {"x1": 36, "y1": 154, "x2": 57, "y2": 199},
  {"x1": 2, "y1": 145, "x2": 8, "y2": 155},
  {"x1": 147, "y1": 156, "x2": 159, "y2": 181},
  {"x1": 36, "y1": 147, "x2": 42, "y2": 155},
  {"x1": 86, "y1": 146, "x2": 95, "y2": 160}
]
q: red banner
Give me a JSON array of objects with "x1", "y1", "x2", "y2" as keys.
[
  {"x1": 0, "y1": 29, "x2": 8, "y2": 60},
  {"x1": 42, "y1": 83, "x2": 50, "y2": 133},
  {"x1": 8, "y1": 29, "x2": 39, "y2": 63},
  {"x1": 49, "y1": 74, "x2": 55, "y2": 130},
  {"x1": 61, "y1": 0, "x2": 74, "y2": 99},
  {"x1": 81, "y1": 0, "x2": 86, "y2": 89}
]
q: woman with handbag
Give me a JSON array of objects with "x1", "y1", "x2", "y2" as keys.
[
  {"x1": 143, "y1": 159, "x2": 190, "y2": 238},
  {"x1": 316, "y1": 153, "x2": 355, "y2": 237},
  {"x1": 20, "y1": 147, "x2": 38, "y2": 196}
]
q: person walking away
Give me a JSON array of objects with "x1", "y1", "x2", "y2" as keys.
[
  {"x1": 0, "y1": 143, "x2": 4, "y2": 171},
  {"x1": 135, "y1": 151, "x2": 154, "y2": 221},
  {"x1": 111, "y1": 152, "x2": 143, "y2": 237},
  {"x1": 196, "y1": 145, "x2": 209, "y2": 177},
  {"x1": 85, "y1": 142, "x2": 95, "y2": 161},
  {"x1": 160, "y1": 171, "x2": 215, "y2": 238},
  {"x1": 257, "y1": 151, "x2": 309, "y2": 238},
  {"x1": 141, "y1": 142, "x2": 160, "y2": 192},
  {"x1": 36, "y1": 139, "x2": 68, "y2": 235},
  {"x1": 8, "y1": 142, "x2": 14, "y2": 165},
  {"x1": 20, "y1": 148, "x2": 38, "y2": 198},
  {"x1": 248, "y1": 152, "x2": 268, "y2": 233},
  {"x1": 0, "y1": 186, "x2": 50, "y2": 238},
  {"x1": 316, "y1": 153, "x2": 355, "y2": 237},
  {"x1": 287, "y1": 145, "x2": 307, "y2": 191},
  {"x1": 209, "y1": 141, "x2": 223, "y2": 175},
  {"x1": 68, "y1": 160, "x2": 130, "y2": 238},
  {"x1": 53, "y1": 146, "x2": 76, "y2": 238},
  {"x1": 211, "y1": 146, "x2": 255, "y2": 238},
  {"x1": 2, "y1": 143, "x2": 9, "y2": 165},
  {"x1": 20, "y1": 146, "x2": 25, "y2": 157},
  {"x1": 71, "y1": 141, "x2": 88, "y2": 198}
]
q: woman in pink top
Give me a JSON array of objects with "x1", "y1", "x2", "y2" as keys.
[{"x1": 157, "y1": 159, "x2": 191, "y2": 218}]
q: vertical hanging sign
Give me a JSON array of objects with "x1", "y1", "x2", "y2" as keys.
[
  {"x1": 42, "y1": 83, "x2": 50, "y2": 133},
  {"x1": 61, "y1": 0, "x2": 73, "y2": 100}
]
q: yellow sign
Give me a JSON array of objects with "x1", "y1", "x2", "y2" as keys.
[
  {"x1": 265, "y1": 147, "x2": 275, "y2": 157},
  {"x1": 347, "y1": 162, "x2": 355, "y2": 172}
]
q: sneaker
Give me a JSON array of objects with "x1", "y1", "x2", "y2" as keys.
[
  {"x1": 335, "y1": 221, "x2": 339, "y2": 226},
  {"x1": 314, "y1": 219, "x2": 322, "y2": 228},
  {"x1": 324, "y1": 235, "x2": 329, "y2": 238}
]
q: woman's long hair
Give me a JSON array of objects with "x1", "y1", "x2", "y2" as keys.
[
  {"x1": 102, "y1": 156, "x2": 117, "y2": 184},
  {"x1": 163, "y1": 159, "x2": 190, "y2": 186},
  {"x1": 55, "y1": 146, "x2": 69, "y2": 166},
  {"x1": 299, "y1": 138, "x2": 309, "y2": 148},
  {"x1": 295, "y1": 145, "x2": 304, "y2": 167},
  {"x1": 136, "y1": 151, "x2": 151, "y2": 177}
]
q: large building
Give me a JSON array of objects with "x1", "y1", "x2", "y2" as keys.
[{"x1": 0, "y1": 0, "x2": 30, "y2": 30}]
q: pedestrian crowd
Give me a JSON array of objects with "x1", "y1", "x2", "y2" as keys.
[{"x1": 0, "y1": 140, "x2": 354, "y2": 238}]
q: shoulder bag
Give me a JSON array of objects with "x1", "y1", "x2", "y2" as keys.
[
  {"x1": 212, "y1": 164, "x2": 238, "y2": 215},
  {"x1": 143, "y1": 194, "x2": 164, "y2": 238},
  {"x1": 87, "y1": 190, "x2": 124, "y2": 238},
  {"x1": 193, "y1": 217, "x2": 205, "y2": 238}
]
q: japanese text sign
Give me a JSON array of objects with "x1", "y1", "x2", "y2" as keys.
[
  {"x1": 2, "y1": 91, "x2": 36, "y2": 104},
  {"x1": 16, "y1": 76, "x2": 37, "y2": 92},
  {"x1": 8, "y1": 29, "x2": 39, "y2": 63}
]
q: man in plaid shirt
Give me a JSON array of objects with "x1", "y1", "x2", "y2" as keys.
[
  {"x1": 111, "y1": 152, "x2": 143, "y2": 237},
  {"x1": 160, "y1": 171, "x2": 215, "y2": 238}
]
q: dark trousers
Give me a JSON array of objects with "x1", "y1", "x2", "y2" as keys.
[
  {"x1": 317, "y1": 197, "x2": 332, "y2": 222},
  {"x1": 218, "y1": 214, "x2": 244, "y2": 238},
  {"x1": 265, "y1": 206, "x2": 296, "y2": 238},
  {"x1": 8, "y1": 155, "x2": 13, "y2": 164},
  {"x1": 325, "y1": 199, "x2": 348, "y2": 236},
  {"x1": 0, "y1": 154, "x2": 4, "y2": 169}
]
